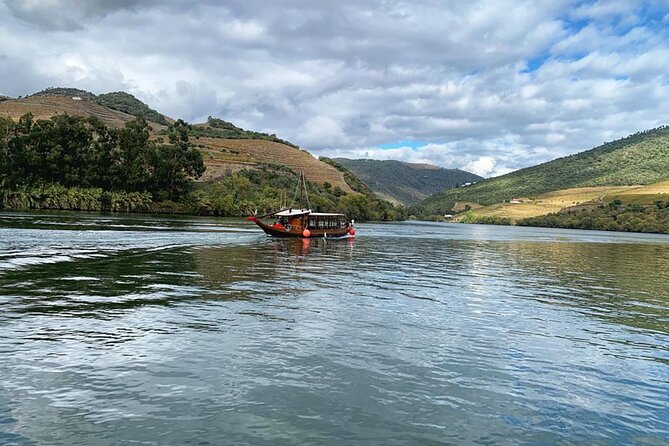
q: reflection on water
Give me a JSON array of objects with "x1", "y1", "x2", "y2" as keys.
[{"x1": 0, "y1": 212, "x2": 668, "y2": 445}]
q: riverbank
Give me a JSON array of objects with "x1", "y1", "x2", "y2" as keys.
[
  {"x1": 420, "y1": 200, "x2": 669, "y2": 235},
  {"x1": 0, "y1": 167, "x2": 405, "y2": 222}
]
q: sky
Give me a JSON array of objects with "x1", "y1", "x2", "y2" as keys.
[{"x1": 1, "y1": 0, "x2": 669, "y2": 177}]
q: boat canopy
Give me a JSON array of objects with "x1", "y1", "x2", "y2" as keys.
[
  {"x1": 270, "y1": 209, "x2": 347, "y2": 218},
  {"x1": 273, "y1": 208, "x2": 311, "y2": 217}
]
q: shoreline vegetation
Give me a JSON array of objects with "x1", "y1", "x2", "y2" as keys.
[
  {"x1": 517, "y1": 201, "x2": 669, "y2": 234},
  {"x1": 0, "y1": 112, "x2": 404, "y2": 222},
  {"x1": 415, "y1": 200, "x2": 669, "y2": 235},
  {"x1": 1, "y1": 100, "x2": 667, "y2": 234}
]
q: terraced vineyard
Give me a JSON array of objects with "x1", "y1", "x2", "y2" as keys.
[
  {"x1": 462, "y1": 186, "x2": 638, "y2": 222},
  {"x1": 456, "y1": 179, "x2": 669, "y2": 223},
  {"x1": 0, "y1": 95, "x2": 167, "y2": 130},
  {"x1": 196, "y1": 138, "x2": 352, "y2": 191}
]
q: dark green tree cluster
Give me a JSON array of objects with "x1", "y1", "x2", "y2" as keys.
[
  {"x1": 0, "y1": 113, "x2": 204, "y2": 209},
  {"x1": 30, "y1": 87, "x2": 96, "y2": 100},
  {"x1": 518, "y1": 201, "x2": 669, "y2": 234},
  {"x1": 458, "y1": 211, "x2": 512, "y2": 225},
  {"x1": 95, "y1": 92, "x2": 170, "y2": 125}
]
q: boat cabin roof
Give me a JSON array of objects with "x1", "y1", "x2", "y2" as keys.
[
  {"x1": 272, "y1": 209, "x2": 346, "y2": 218},
  {"x1": 274, "y1": 208, "x2": 311, "y2": 217}
]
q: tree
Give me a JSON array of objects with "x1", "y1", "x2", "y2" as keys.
[
  {"x1": 112, "y1": 117, "x2": 155, "y2": 192},
  {"x1": 153, "y1": 119, "x2": 204, "y2": 200}
]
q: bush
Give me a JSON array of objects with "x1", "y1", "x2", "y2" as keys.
[{"x1": 519, "y1": 204, "x2": 669, "y2": 234}]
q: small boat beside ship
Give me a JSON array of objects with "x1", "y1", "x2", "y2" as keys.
[{"x1": 247, "y1": 172, "x2": 356, "y2": 238}]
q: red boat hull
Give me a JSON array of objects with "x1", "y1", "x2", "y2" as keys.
[{"x1": 248, "y1": 216, "x2": 351, "y2": 238}]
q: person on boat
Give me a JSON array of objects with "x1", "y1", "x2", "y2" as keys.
[{"x1": 272, "y1": 217, "x2": 287, "y2": 230}]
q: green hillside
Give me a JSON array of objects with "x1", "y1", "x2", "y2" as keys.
[
  {"x1": 411, "y1": 125, "x2": 669, "y2": 216},
  {"x1": 96, "y1": 92, "x2": 170, "y2": 125},
  {"x1": 334, "y1": 158, "x2": 482, "y2": 205}
]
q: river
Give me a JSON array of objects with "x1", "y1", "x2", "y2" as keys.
[{"x1": 0, "y1": 211, "x2": 667, "y2": 445}]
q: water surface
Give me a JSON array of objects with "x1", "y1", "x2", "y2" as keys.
[{"x1": 0, "y1": 212, "x2": 668, "y2": 445}]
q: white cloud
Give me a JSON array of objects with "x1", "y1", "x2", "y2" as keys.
[
  {"x1": 296, "y1": 116, "x2": 348, "y2": 148},
  {"x1": 0, "y1": 0, "x2": 668, "y2": 176},
  {"x1": 465, "y1": 156, "x2": 500, "y2": 177}
]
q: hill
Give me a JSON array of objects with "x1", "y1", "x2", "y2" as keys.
[
  {"x1": 457, "y1": 186, "x2": 639, "y2": 222},
  {"x1": 412, "y1": 125, "x2": 669, "y2": 216},
  {"x1": 517, "y1": 181, "x2": 669, "y2": 234},
  {"x1": 0, "y1": 87, "x2": 400, "y2": 218},
  {"x1": 0, "y1": 95, "x2": 165, "y2": 129},
  {"x1": 96, "y1": 92, "x2": 170, "y2": 125},
  {"x1": 195, "y1": 138, "x2": 352, "y2": 192},
  {"x1": 27, "y1": 87, "x2": 171, "y2": 125},
  {"x1": 0, "y1": 89, "x2": 352, "y2": 191},
  {"x1": 335, "y1": 158, "x2": 482, "y2": 205},
  {"x1": 30, "y1": 87, "x2": 97, "y2": 100},
  {"x1": 464, "y1": 180, "x2": 669, "y2": 223},
  {"x1": 603, "y1": 179, "x2": 669, "y2": 204},
  {"x1": 192, "y1": 117, "x2": 298, "y2": 148}
]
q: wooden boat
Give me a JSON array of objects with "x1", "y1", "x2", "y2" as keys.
[
  {"x1": 247, "y1": 173, "x2": 355, "y2": 238},
  {"x1": 248, "y1": 208, "x2": 354, "y2": 238}
]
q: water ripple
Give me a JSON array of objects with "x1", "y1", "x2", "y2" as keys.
[{"x1": 0, "y1": 213, "x2": 668, "y2": 445}]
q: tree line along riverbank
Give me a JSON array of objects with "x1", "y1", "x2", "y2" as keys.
[
  {"x1": 416, "y1": 200, "x2": 669, "y2": 235},
  {"x1": 0, "y1": 113, "x2": 403, "y2": 221}
]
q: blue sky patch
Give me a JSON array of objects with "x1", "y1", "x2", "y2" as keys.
[
  {"x1": 521, "y1": 53, "x2": 550, "y2": 74},
  {"x1": 377, "y1": 141, "x2": 427, "y2": 150}
]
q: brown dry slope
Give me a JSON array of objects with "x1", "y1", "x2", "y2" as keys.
[
  {"x1": 196, "y1": 137, "x2": 352, "y2": 191},
  {"x1": 0, "y1": 95, "x2": 167, "y2": 130},
  {"x1": 464, "y1": 186, "x2": 638, "y2": 221}
]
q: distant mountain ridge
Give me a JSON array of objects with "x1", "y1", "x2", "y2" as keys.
[
  {"x1": 411, "y1": 125, "x2": 669, "y2": 216},
  {"x1": 335, "y1": 158, "x2": 483, "y2": 205}
]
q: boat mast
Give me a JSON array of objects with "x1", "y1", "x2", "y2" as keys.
[
  {"x1": 288, "y1": 171, "x2": 312, "y2": 210},
  {"x1": 299, "y1": 171, "x2": 304, "y2": 206},
  {"x1": 301, "y1": 172, "x2": 311, "y2": 210}
]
